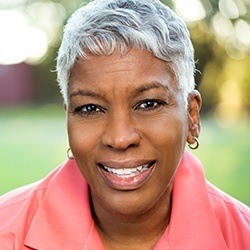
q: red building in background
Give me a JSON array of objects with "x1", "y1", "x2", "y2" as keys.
[{"x1": 0, "y1": 63, "x2": 36, "y2": 106}]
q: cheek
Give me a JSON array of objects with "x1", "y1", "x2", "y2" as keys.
[
  {"x1": 139, "y1": 112, "x2": 188, "y2": 148},
  {"x1": 67, "y1": 119, "x2": 101, "y2": 159},
  {"x1": 67, "y1": 120, "x2": 103, "y2": 187}
]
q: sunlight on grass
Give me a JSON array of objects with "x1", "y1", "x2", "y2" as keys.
[
  {"x1": 191, "y1": 118, "x2": 250, "y2": 205},
  {"x1": 0, "y1": 105, "x2": 67, "y2": 193}
]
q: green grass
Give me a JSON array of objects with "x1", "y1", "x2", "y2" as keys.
[
  {"x1": 0, "y1": 106, "x2": 249, "y2": 206},
  {"x1": 0, "y1": 105, "x2": 68, "y2": 193},
  {"x1": 191, "y1": 118, "x2": 250, "y2": 206}
]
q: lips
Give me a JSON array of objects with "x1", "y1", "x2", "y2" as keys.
[{"x1": 97, "y1": 160, "x2": 156, "y2": 190}]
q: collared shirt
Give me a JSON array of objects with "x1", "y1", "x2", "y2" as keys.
[{"x1": 0, "y1": 150, "x2": 249, "y2": 249}]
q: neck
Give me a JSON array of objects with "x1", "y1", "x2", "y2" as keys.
[{"x1": 91, "y1": 186, "x2": 172, "y2": 249}]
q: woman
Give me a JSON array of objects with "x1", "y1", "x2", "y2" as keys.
[{"x1": 0, "y1": 0, "x2": 249, "y2": 249}]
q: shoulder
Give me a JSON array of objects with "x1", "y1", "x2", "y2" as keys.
[
  {"x1": 0, "y1": 181, "x2": 44, "y2": 210},
  {"x1": 206, "y1": 181, "x2": 250, "y2": 248},
  {"x1": 0, "y1": 160, "x2": 89, "y2": 249},
  {"x1": 0, "y1": 164, "x2": 66, "y2": 249},
  {"x1": 0, "y1": 165, "x2": 62, "y2": 229},
  {"x1": 206, "y1": 181, "x2": 250, "y2": 217}
]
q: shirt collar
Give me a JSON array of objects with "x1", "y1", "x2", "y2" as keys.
[
  {"x1": 24, "y1": 160, "x2": 104, "y2": 249},
  {"x1": 155, "y1": 151, "x2": 228, "y2": 249}
]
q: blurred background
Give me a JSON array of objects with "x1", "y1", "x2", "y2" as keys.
[{"x1": 0, "y1": 0, "x2": 249, "y2": 205}]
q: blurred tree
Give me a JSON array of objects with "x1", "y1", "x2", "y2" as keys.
[{"x1": 171, "y1": 0, "x2": 250, "y2": 122}]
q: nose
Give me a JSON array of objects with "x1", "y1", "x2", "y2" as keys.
[{"x1": 101, "y1": 113, "x2": 140, "y2": 150}]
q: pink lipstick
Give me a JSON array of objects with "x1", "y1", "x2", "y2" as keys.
[{"x1": 98, "y1": 160, "x2": 156, "y2": 190}]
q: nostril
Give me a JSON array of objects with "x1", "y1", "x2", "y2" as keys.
[
  {"x1": 101, "y1": 126, "x2": 141, "y2": 150},
  {"x1": 104, "y1": 135, "x2": 140, "y2": 150}
]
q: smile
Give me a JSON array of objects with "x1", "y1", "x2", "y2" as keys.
[
  {"x1": 101, "y1": 163, "x2": 153, "y2": 177},
  {"x1": 98, "y1": 161, "x2": 156, "y2": 190}
]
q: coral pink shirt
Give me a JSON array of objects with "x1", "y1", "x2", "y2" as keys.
[{"x1": 0, "y1": 150, "x2": 249, "y2": 249}]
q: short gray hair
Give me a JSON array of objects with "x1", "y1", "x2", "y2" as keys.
[{"x1": 56, "y1": 0, "x2": 196, "y2": 105}]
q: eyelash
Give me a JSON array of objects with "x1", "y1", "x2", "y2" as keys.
[
  {"x1": 134, "y1": 99, "x2": 167, "y2": 111},
  {"x1": 74, "y1": 104, "x2": 105, "y2": 116},
  {"x1": 73, "y1": 99, "x2": 166, "y2": 116}
]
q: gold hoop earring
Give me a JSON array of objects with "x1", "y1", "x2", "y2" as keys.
[
  {"x1": 188, "y1": 137, "x2": 200, "y2": 150},
  {"x1": 67, "y1": 148, "x2": 74, "y2": 159}
]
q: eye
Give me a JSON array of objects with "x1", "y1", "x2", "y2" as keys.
[
  {"x1": 135, "y1": 99, "x2": 166, "y2": 111},
  {"x1": 74, "y1": 104, "x2": 105, "y2": 116}
]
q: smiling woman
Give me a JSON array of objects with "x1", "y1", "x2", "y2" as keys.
[
  {"x1": 67, "y1": 49, "x2": 189, "y2": 222},
  {"x1": 0, "y1": 0, "x2": 249, "y2": 249}
]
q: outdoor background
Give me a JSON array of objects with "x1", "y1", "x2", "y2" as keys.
[{"x1": 0, "y1": 0, "x2": 249, "y2": 205}]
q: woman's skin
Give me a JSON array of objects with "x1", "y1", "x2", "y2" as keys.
[{"x1": 67, "y1": 48, "x2": 201, "y2": 249}]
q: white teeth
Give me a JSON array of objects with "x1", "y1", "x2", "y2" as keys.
[
  {"x1": 102, "y1": 164, "x2": 149, "y2": 176},
  {"x1": 137, "y1": 166, "x2": 143, "y2": 171}
]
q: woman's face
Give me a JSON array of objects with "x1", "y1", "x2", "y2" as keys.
[{"x1": 67, "y1": 48, "x2": 193, "y2": 216}]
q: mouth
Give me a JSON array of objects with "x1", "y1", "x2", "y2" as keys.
[
  {"x1": 97, "y1": 161, "x2": 156, "y2": 190},
  {"x1": 99, "y1": 161, "x2": 155, "y2": 177}
]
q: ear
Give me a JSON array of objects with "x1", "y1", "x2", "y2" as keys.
[{"x1": 187, "y1": 90, "x2": 202, "y2": 144}]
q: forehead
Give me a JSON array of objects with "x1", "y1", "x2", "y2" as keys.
[
  {"x1": 75, "y1": 48, "x2": 165, "y2": 70},
  {"x1": 69, "y1": 48, "x2": 177, "y2": 94}
]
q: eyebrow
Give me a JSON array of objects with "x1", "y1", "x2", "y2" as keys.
[
  {"x1": 69, "y1": 89, "x2": 104, "y2": 100},
  {"x1": 132, "y1": 81, "x2": 170, "y2": 98},
  {"x1": 69, "y1": 81, "x2": 169, "y2": 100}
]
